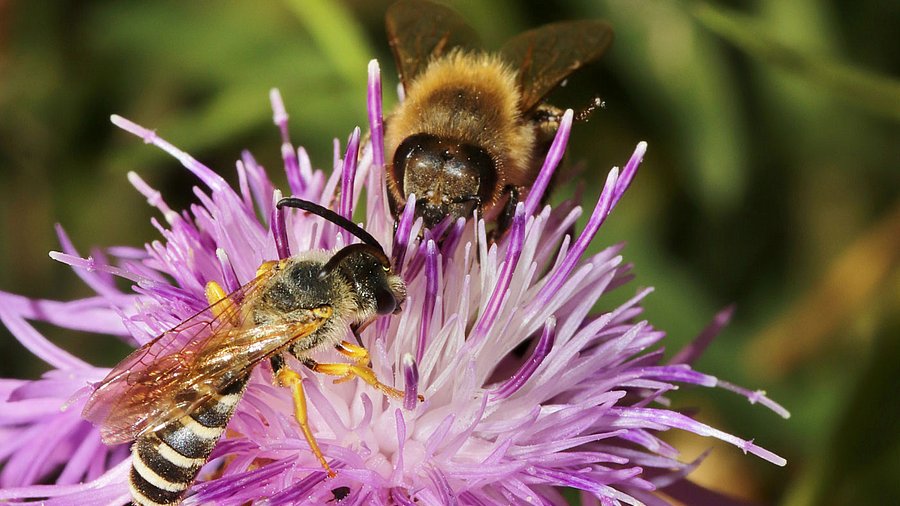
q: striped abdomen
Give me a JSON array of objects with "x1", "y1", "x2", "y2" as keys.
[{"x1": 129, "y1": 376, "x2": 248, "y2": 506}]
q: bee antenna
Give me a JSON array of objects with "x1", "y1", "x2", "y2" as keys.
[
  {"x1": 575, "y1": 96, "x2": 605, "y2": 122},
  {"x1": 276, "y1": 197, "x2": 388, "y2": 262},
  {"x1": 319, "y1": 242, "x2": 391, "y2": 278}
]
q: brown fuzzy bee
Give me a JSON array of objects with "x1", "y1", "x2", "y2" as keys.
[{"x1": 384, "y1": 0, "x2": 613, "y2": 231}]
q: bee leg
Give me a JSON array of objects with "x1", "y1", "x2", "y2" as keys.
[
  {"x1": 271, "y1": 356, "x2": 336, "y2": 478},
  {"x1": 493, "y1": 185, "x2": 522, "y2": 240},
  {"x1": 350, "y1": 323, "x2": 366, "y2": 349},
  {"x1": 303, "y1": 357, "x2": 407, "y2": 400},
  {"x1": 337, "y1": 340, "x2": 370, "y2": 366}
]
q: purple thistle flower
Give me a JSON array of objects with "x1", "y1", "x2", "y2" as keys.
[{"x1": 0, "y1": 60, "x2": 788, "y2": 505}]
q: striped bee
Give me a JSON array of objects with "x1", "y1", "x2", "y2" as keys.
[{"x1": 82, "y1": 198, "x2": 411, "y2": 506}]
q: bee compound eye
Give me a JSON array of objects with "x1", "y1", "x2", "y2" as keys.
[{"x1": 374, "y1": 288, "x2": 397, "y2": 316}]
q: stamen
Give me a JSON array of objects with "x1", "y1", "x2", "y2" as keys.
[
  {"x1": 367, "y1": 60, "x2": 385, "y2": 170},
  {"x1": 392, "y1": 409, "x2": 407, "y2": 479},
  {"x1": 270, "y1": 88, "x2": 304, "y2": 196},
  {"x1": 530, "y1": 167, "x2": 619, "y2": 311},
  {"x1": 271, "y1": 189, "x2": 291, "y2": 259},
  {"x1": 609, "y1": 407, "x2": 787, "y2": 466},
  {"x1": 417, "y1": 240, "x2": 438, "y2": 364},
  {"x1": 552, "y1": 143, "x2": 647, "y2": 287},
  {"x1": 215, "y1": 248, "x2": 240, "y2": 293},
  {"x1": 714, "y1": 380, "x2": 790, "y2": 419},
  {"x1": 439, "y1": 218, "x2": 466, "y2": 269},
  {"x1": 110, "y1": 115, "x2": 229, "y2": 193},
  {"x1": 402, "y1": 354, "x2": 420, "y2": 411},
  {"x1": 235, "y1": 160, "x2": 254, "y2": 213},
  {"x1": 339, "y1": 127, "x2": 361, "y2": 222},
  {"x1": 241, "y1": 151, "x2": 275, "y2": 222},
  {"x1": 468, "y1": 203, "x2": 526, "y2": 346},
  {"x1": 612, "y1": 141, "x2": 647, "y2": 208},
  {"x1": 392, "y1": 195, "x2": 417, "y2": 275},
  {"x1": 127, "y1": 172, "x2": 176, "y2": 225},
  {"x1": 490, "y1": 317, "x2": 556, "y2": 401}
]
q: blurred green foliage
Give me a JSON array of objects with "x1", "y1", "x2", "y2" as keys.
[{"x1": 1, "y1": 1, "x2": 897, "y2": 504}]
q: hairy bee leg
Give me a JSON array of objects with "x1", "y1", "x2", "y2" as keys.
[
  {"x1": 330, "y1": 338, "x2": 372, "y2": 384},
  {"x1": 350, "y1": 323, "x2": 366, "y2": 349},
  {"x1": 336, "y1": 340, "x2": 370, "y2": 366},
  {"x1": 493, "y1": 185, "x2": 522, "y2": 240},
  {"x1": 304, "y1": 358, "x2": 405, "y2": 399},
  {"x1": 274, "y1": 365, "x2": 336, "y2": 478}
]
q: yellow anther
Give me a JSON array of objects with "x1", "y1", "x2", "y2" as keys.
[
  {"x1": 205, "y1": 281, "x2": 227, "y2": 305},
  {"x1": 205, "y1": 281, "x2": 236, "y2": 320}
]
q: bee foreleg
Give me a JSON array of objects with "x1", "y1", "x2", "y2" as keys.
[
  {"x1": 350, "y1": 323, "x2": 366, "y2": 348},
  {"x1": 274, "y1": 364, "x2": 335, "y2": 478},
  {"x1": 303, "y1": 358, "x2": 406, "y2": 399},
  {"x1": 494, "y1": 185, "x2": 522, "y2": 239},
  {"x1": 336, "y1": 340, "x2": 370, "y2": 367}
]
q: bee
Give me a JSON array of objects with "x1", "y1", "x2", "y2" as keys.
[
  {"x1": 384, "y1": 0, "x2": 613, "y2": 232},
  {"x1": 82, "y1": 198, "x2": 411, "y2": 506}
]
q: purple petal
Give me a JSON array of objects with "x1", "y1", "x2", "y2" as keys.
[
  {"x1": 339, "y1": 127, "x2": 361, "y2": 221},
  {"x1": 416, "y1": 240, "x2": 438, "y2": 363},
  {"x1": 468, "y1": 203, "x2": 526, "y2": 346},
  {"x1": 367, "y1": 60, "x2": 385, "y2": 171},
  {"x1": 402, "y1": 353, "x2": 420, "y2": 411},
  {"x1": 270, "y1": 88, "x2": 304, "y2": 195},
  {"x1": 669, "y1": 305, "x2": 735, "y2": 365},
  {"x1": 490, "y1": 316, "x2": 556, "y2": 400},
  {"x1": 524, "y1": 110, "x2": 573, "y2": 217},
  {"x1": 111, "y1": 115, "x2": 230, "y2": 193},
  {"x1": 272, "y1": 191, "x2": 291, "y2": 259},
  {"x1": 0, "y1": 306, "x2": 86, "y2": 370}
]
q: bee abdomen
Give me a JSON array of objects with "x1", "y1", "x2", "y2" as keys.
[{"x1": 129, "y1": 377, "x2": 247, "y2": 506}]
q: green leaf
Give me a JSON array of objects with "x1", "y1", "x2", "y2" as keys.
[
  {"x1": 284, "y1": 0, "x2": 373, "y2": 91},
  {"x1": 692, "y1": 2, "x2": 900, "y2": 122}
]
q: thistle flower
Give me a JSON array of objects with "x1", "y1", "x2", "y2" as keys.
[{"x1": 0, "y1": 61, "x2": 788, "y2": 506}]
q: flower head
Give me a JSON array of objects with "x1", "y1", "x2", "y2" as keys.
[{"x1": 0, "y1": 60, "x2": 787, "y2": 505}]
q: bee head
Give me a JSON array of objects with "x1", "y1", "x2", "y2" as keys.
[
  {"x1": 392, "y1": 133, "x2": 495, "y2": 228},
  {"x1": 320, "y1": 243, "x2": 406, "y2": 317},
  {"x1": 276, "y1": 197, "x2": 406, "y2": 317}
]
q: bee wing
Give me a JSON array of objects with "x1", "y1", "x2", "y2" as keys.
[
  {"x1": 82, "y1": 270, "x2": 330, "y2": 444},
  {"x1": 385, "y1": 0, "x2": 479, "y2": 89},
  {"x1": 500, "y1": 20, "x2": 614, "y2": 113}
]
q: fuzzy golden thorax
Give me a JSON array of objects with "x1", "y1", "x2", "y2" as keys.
[{"x1": 385, "y1": 51, "x2": 537, "y2": 224}]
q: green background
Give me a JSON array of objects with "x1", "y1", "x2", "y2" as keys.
[{"x1": 1, "y1": 1, "x2": 897, "y2": 504}]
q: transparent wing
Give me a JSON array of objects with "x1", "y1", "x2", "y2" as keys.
[
  {"x1": 82, "y1": 270, "x2": 330, "y2": 444},
  {"x1": 385, "y1": 0, "x2": 479, "y2": 89},
  {"x1": 500, "y1": 20, "x2": 613, "y2": 113}
]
